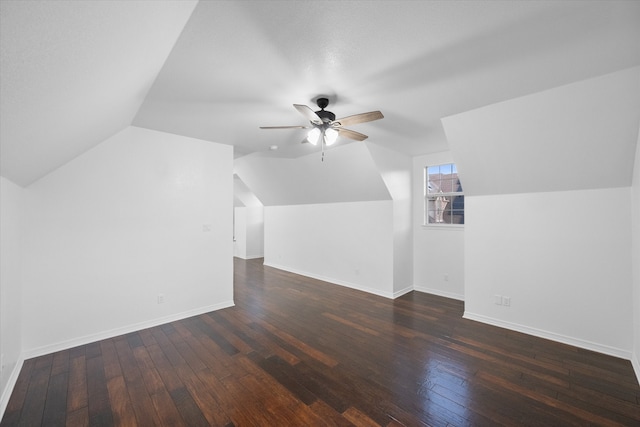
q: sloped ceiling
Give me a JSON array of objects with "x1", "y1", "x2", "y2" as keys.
[
  {"x1": 133, "y1": 0, "x2": 640, "y2": 159},
  {"x1": 234, "y1": 174, "x2": 262, "y2": 208},
  {"x1": 2, "y1": 1, "x2": 640, "y2": 187},
  {"x1": 0, "y1": 0, "x2": 198, "y2": 186},
  {"x1": 234, "y1": 142, "x2": 390, "y2": 206},
  {"x1": 443, "y1": 67, "x2": 640, "y2": 196}
]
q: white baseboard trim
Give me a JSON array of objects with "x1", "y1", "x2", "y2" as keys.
[
  {"x1": 413, "y1": 285, "x2": 465, "y2": 301},
  {"x1": 632, "y1": 351, "x2": 640, "y2": 385},
  {"x1": 1, "y1": 356, "x2": 25, "y2": 422},
  {"x1": 463, "y1": 311, "x2": 632, "y2": 361},
  {"x1": 393, "y1": 286, "x2": 413, "y2": 299},
  {"x1": 235, "y1": 254, "x2": 264, "y2": 260},
  {"x1": 22, "y1": 301, "x2": 235, "y2": 360},
  {"x1": 263, "y1": 264, "x2": 458, "y2": 301},
  {"x1": 264, "y1": 262, "x2": 397, "y2": 299}
]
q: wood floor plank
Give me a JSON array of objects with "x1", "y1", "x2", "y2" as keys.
[
  {"x1": 146, "y1": 343, "x2": 187, "y2": 393},
  {"x1": 132, "y1": 346, "x2": 165, "y2": 396},
  {"x1": 147, "y1": 387, "x2": 188, "y2": 427},
  {"x1": 105, "y1": 375, "x2": 137, "y2": 426},
  {"x1": 66, "y1": 355, "x2": 88, "y2": 414},
  {"x1": 17, "y1": 357, "x2": 52, "y2": 426},
  {"x1": 202, "y1": 312, "x2": 254, "y2": 354},
  {"x1": 85, "y1": 355, "x2": 113, "y2": 426},
  {"x1": 310, "y1": 400, "x2": 356, "y2": 427},
  {"x1": 99, "y1": 339, "x2": 122, "y2": 381},
  {"x1": 171, "y1": 353, "x2": 232, "y2": 426},
  {"x1": 343, "y1": 406, "x2": 382, "y2": 427},
  {"x1": 65, "y1": 407, "x2": 89, "y2": 427},
  {"x1": 3, "y1": 257, "x2": 640, "y2": 426},
  {"x1": 168, "y1": 386, "x2": 209, "y2": 427},
  {"x1": 113, "y1": 336, "x2": 162, "y2": 425},
  {"x1": 253, "y1": 317, "x2": 339, "y2": 368},
  {"x1": 218, "y1": 309, "x2": 302, "y2": 364},
  {"x1": 50, "y1": 350, "x2": 70, "y2": 377},
  {"x1": 477, "y1": 370, "x2": 629, "y2": 427},
  {"x1": 0, "y1": 359, "x2": 35, "y2": 426},
  {"x1": 195, "y1": 368, "x2": 258, "y2": 427},
  {"x1": 42, "y1": 371, "x2": 69, "y2": 426}
]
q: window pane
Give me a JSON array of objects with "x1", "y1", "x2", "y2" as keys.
[
  {"x1": 440, "y1": 178, "x2": 456, "y2": 193},
  {"x1": 427, "y1": 195, "x2": 451, "y2": 223},
  {"x1": 452, "y1": 209, "x2": 464, "y2": 224},
  {"x1": 424, "y1": 163, "x2": 464, "y2": 226},
  {"x1": 427, "y1": 210, "x2": 437, "y2": 224},
  {"x1": 427, "y1": 166, "x2": 440, "y2": 194}
]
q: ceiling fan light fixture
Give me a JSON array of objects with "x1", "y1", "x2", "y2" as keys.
[
  {"x1": 324, "y1": 128, "x2": 338, "y2": 146},
  {"x1": 262, "y1": 98, "x2": 383, "y2": 152},
  {"x1": 307, "y1": 127, "x2": 321, "y2": 145}
]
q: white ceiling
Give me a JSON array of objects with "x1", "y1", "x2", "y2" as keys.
[{"x1": 2, "y1": 0, "x2": 640, "y2": 186}]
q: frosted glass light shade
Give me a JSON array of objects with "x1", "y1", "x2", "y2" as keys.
[
  {"x1": 324, "y1": 128, "x2": 338, "y2": 146},
  {"x1": 307, "y1": 128, "x2": 321, "y2": 145}
]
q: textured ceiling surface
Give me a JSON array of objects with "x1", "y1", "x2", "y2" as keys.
[
  {"x1": 2, "y1": 1, "x2": 640, "y2": 186},
  {"x1": 0, "y1": 0, "x2": 198, "y2": 185}
]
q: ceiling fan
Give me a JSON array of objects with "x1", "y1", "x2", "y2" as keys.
[{"x1": 260, "y1": 97, "x2": 383, "y2": 148}]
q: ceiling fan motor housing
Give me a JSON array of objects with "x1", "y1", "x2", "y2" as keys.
[
  {"x1": 315, "y1": 109, "x2": 335, "y2": 123},
  {"x1": 315, "y1": 97, "x2": 335, "y2": 122}
]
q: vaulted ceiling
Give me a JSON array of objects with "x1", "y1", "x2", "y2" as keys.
[{"x1": 2, "y1": 1, "x2": 640, "y2": 187}]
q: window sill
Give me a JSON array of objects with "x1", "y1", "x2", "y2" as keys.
[{"x1": 421, "y1": 224, "x2": 464, "y2": 230}]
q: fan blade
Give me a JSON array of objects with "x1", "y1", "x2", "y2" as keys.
[
  {"x1": 338, "y1": 128, "x2": 368, "y2": 141},
  {"x1": 294, "y1": 104, "x2": 323, "y2": 125},
  {"x1": 334, "y1": 111, "x2": 383, "y2": 127},
  {"x1": 259, "y1": 125, "x2": 309, "y2": 129}
]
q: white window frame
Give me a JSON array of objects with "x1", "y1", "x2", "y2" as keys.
[{"x1": 423, "y1": 163, "x2": 464, "y2": 227}]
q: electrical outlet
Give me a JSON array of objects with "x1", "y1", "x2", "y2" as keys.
[
  {"x1": 444, "y1": 274, "x2": 449, "y2": 282},
  {"x1": 158, "y1": 294, "x2": 165, "y2": 304},
  {"x1": 494, "y1": 294, "x2": 503, "y2": 305},
  {"x1": 503, "y1": 296, "x2": 511, "y2": 307}
]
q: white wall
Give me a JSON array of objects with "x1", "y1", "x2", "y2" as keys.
[
  {"x1": 442, "y1": 67, "x2": 639, "y2": 361},
  {"x1": 244, "y1": 206, "x2": 264, "y2": 259},
  {"x1": 632, "y1": 126, "x2": 640, "y2": 381},
  {"x1": 237, "y1": 141, "x2": 399, "y2": 297},
  {"x1": 412, "y1": 152, "x2": 465, "y2": 300},
  {"x1": 234, "y1": 207, "x2": 248, "y2": 258},
  {"x1": 264, "y1": 201, "x2": 395, "y2": 298},
  {"x1": 367, "y1": 143, "x2": 413, "y2": 296},
  {"x1": 21, "y1": 126, "x2": 234, "y2": 357},
  {"x1": 233, "y1": 176, "x2": 264, "y2": 259},
  {"x1": 465, "y1": 188, "x2": 633, "y2": 358},
  {"x1": 234, "y1": 206, "x2": 264, "y2": 259},
  {"x1": 0, "y1": 177, "x2": 24, "y2": 415}
]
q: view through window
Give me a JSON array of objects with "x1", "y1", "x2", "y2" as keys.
[{"x1": 425, "y1": 163, "x2": 464, "y2": 225}]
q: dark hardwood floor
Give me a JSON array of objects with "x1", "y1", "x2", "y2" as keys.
[{"x1": 2, "y1": 257, "x2": 640, "y2": 426}]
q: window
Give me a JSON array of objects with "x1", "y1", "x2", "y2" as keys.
[{"x1": 425, "y1": 163, "x2": 464, "y2": 225}]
